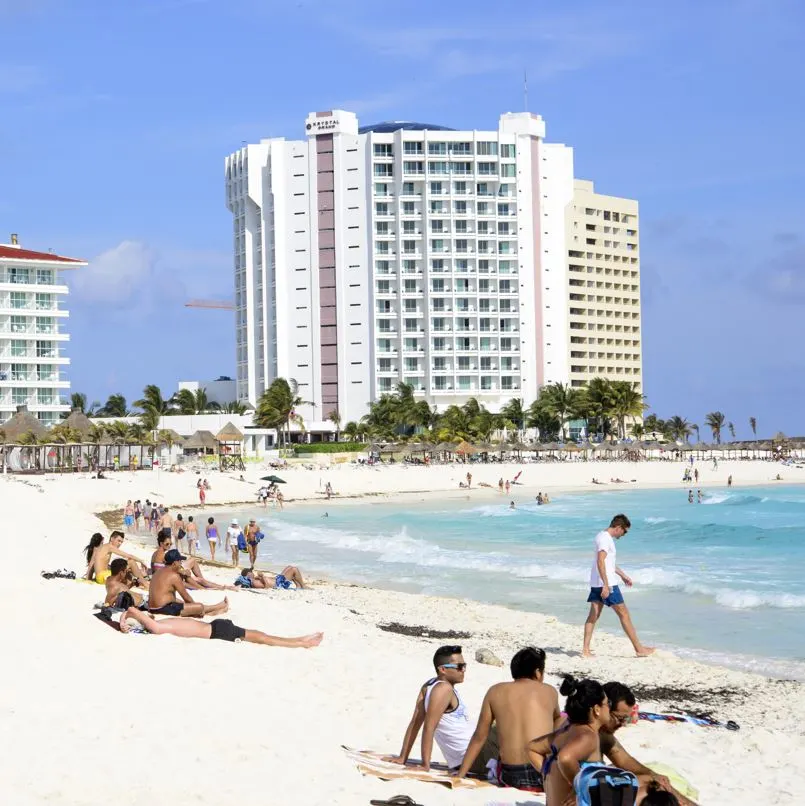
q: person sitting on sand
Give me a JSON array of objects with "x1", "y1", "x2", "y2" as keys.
[
  {"x1": 236, "y1": 566, "x2": 307, "y2": 590},
  {"x1": 179, "y1": 556, "x2": 239, "y2": 592},
  {"x1": 386, "y1": 645, "x2": 497, "y2": 775},
  {"x1": 104, "y1": 558, "x2": 148, "y2": 608},
  {"x1": 85, "y1": 531, "x2": 149, "y2": 585},
  {"x1": 119, "y1": 607, "x2": 323, "y2": 648},
  {"x1": 148, "y1": 549, "x2": 228, "y2": 618},
  {"x1": 600, "y1": 682, "x2": 697, "y2": 805},
  {"x1": 526, "y1": 676, "x2": 615, "y2": 806},
  {"x1": 455, "y1": 647, "x2": 562, "y2": 790}
]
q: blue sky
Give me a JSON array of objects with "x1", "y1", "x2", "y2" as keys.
[{"x1": 1, "y1": 0, "x2": 802, "y2": 436}]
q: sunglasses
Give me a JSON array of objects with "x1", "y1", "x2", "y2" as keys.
[{"x1": 442, "y1": 663, "x2": 467, "y2": 671}]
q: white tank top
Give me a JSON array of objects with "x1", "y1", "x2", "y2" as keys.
[{"x1": 424, "y1": 679, "x2": 474, "y2": 769}]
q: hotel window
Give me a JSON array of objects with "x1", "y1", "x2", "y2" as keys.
[
  {"x1": 402, "y1": 260, "x2": 417, "y2": 272},
  {"x1": 501, "y1": 143, "x2": 515, "y2": 158},
  {"x1": 431, "y1": 220, "x2": 444, "y2": 233},
  {"x1": 480, "y1": 357, "x2": 492, "y2": 371},
  {"x1": 477, "y1": 221, "x2": 489, "y2": 234},
  {"x1": 402, "y1": 201, "x2": 415, "y2": 215},
  {"x1": 375, "y1": 202, "x2": 389, "y2": 216},
  {"x1": 405, "y1": 357, "x2": 418, "y2": 372},
  {"x1": 373, "y1": 143, "x2": 393, "y2": 156},
  {"x1": 378, "y1": 377, "x2": 393, "y2": 392},
  {"x1": 454, "y1": 200, "x2": 467, "y2": 214},
  {"x1": 480, "y1": 337, "x2": 493, "y2": 351},
  {"x1": 455, "y1": 298, "x2": 469, "y2": 312},
  {"x1": 8, "y1": 267, "x2": 29, "y2": 284},
  {"x1": 376, "y1": 242, "x2": 389, "y2": 254},
  {"x1": 377, "y1": 319, "x2": 392, "y2": 332},
  {"x1": 38, "y1": 388, "x2": 55, "y2": 405},
  {"x1": 403, "y1": 141, "x2": 423, "y2": 155},
  {"x1": 479, "y1": 279, "x2": 490, "y2": 293},
  {"x1": 432, "y1": 317, "x2": 446, "y2": 332},
  {"x1": 36, "y1": 293, "x2": 53, "y2": 310},
  {"x1": 450, "y1": 142, "x2": 472, "y2": 155},
  {"x1": 374, "y1": 164, "x2": 393, "y2": 177},
  {"x1": 404, "y1": 299, "x2": 418, "y2": 313},
  {"x1": 501, "y1": 338, "x2": 513, "y2": 351},
  {"x1": 402, "y1": 221, "x2": 417, "y2": 235},
  {"x1": 377, "y1": 280, "x2": 390, "y2": 294},
  {"x1": 10, "y1": 292, "x2": 27, "y2": 309},
  {"x1": 476, "y1": 141, "x2": 498, "y2": 156},
  {"x1": 455, "y1": 279, "x2": 469, "y2": 292},
  {"x1": 433, "y1": 337, "x2": 447, "y2": 351},
  {"x1": 11, "y1": 363, "x2": 28, "y2": 381},
  {"x1": 11, "y1": 339, "x2": 27, "y2": 357},
  {"x1": 457, "y1": 337, "x2": 471, "y2": 351},
  {"x1": 453, "y1": 181, "x2": 467, "y2": 195},
  {"x1": 477, "y1": 162, "x2": 497, "y2": 176},
  {"x1": 455, "y1": 259, "x2": 468, "y2": 272},
  {"x1": 428, "y1": 142, "x2": 447, "y2": 155},
  {"x1": 431, "y1": 279, "x2": 445, "y2": 292},
  {"x1": 431, "y1": 259, "x2": 444, "y2": 272},
  {"x1": 431, "y1": 239, "x2": 445, "y2": 253},
  {"x1": 402, "y1": 240, "x2": 417, "y2": 254},
  {"x1": 376, "y1": 221, "x2": 390, "y2": 235},
  {"x1": 10, "y1": 315, "x2": 27, "y2": 333},
  {"x1": 37, "y1": 364, "x2": 55, "y2": 380},
  {"x1": 378, "y1": 339, "x2": 392, "y2": 353},
  {"x1": 500, "y1": 163, "x2": 516, "y2": 178},
  {"x1": 454, "y1": 220, "x2": 467, "y2": 233},
  {"x1": 430, "y1": 181, "x2": 444, "y2": 195},
  {"x1": 477, "y1": 201, "x2": 489, "y2": 215},
  {"x1": 458, "y1": 377, "x2": 471, "y2": 391},
  {"x1": 12, "y1": 387, "x2": 29, "y2": 405},
  {"x1": 404, "y1": 279, "x2": 417, "y2": 293},
  {"x1": 498, "y1": 222, "x2": 510, "y2": 235},
  {"x1": 452, "y1": 162, "x2": 472, "y2": 175},
  {"x1": 478, "y1": 260, "x2": 489, "y2": 273},
  {"x1": 499, "y1": 280, "x2": 512, "y2": 293},
  {"x1": 479, "y1": 317, "x2": 491, "y2": 332},
  {"x1": 404, "y1": 338, "x2": 418, "y2": 352},
  {"x1": 402, "y1": 182, "x2": 416, "y2": 195},
  {"x1": 497, "y1": 203, "x2": 511, "y2": 216},
  {"x1": 433, "y1": 357, "x2": 446, "y2": 371},
  {"x1": 479, "y1": 299, "x2": 490, "y2": 313},
  {"x1": 378, "y1": 358, "x2": 392, "y2": 372},
  {"x1": 501, "y1": 377, "x2": 514, "y2": 390},
  {"x1": 481, "y1": 376, "x2": 493, "y2": 390},
  {"x1": 377, "y1": 300, "x2": 391, "y2": 313},
  {"x1": 501, "y1": 357, "x2": 513, "y2": 371},
  {"x1": 433, "y1": 376, "x2": 447, "y2": 391},
  {"x1": 376, "y1": 260, "x2": 390, "y2": 274},
  {"x1": 455, "y1": 356, "x2": 469, "y2": 371},
  {"x1": 499, "y1": 299, "x2": 512, "y2": 312},
  {"x1": 498, "y1": 183, "x2": 514, "y2": 197},
  {"x1": 499, "y1": 260, "x2": 512, "y2": 274},
  {"x1": 429, "y1": 161, "x2": 449, "y2": 175},
  {"x1": 430, "y1": 200, "x2": 446, "y2": 214},
  {"x1": 455, "y1": 239, "x2": 468, "y2": 253},
  {"x1": 431, "y1": 298, "x2": 445, "y2": 311},
  {"x1": 403, "y1": 161, "x2": 424, "y2": 175}
]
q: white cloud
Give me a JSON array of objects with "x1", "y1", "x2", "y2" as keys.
[{"x1": 72, "y1": 241, "x2": 159, "y2": 305}]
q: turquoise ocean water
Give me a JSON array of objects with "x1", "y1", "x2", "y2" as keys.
[{"x1": 206, "y1": 485, "x2": 805, "y2": 680}]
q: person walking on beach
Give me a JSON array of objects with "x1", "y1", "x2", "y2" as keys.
[
  {"x1": 186, "y1": 516, "x2": 199, "y2": 555},
  {"x1": 199, "y1": 483, "x2": 206, "y2": 506},
  {"x1": 582, "y1": 514, "x2": 654, "y2": 658},
  {"x1": 244, "y1": 518, "x2": 260, "y2": 567},
  {"x1": 160, "y1": 507, "x2": 173, "y2": 542}
]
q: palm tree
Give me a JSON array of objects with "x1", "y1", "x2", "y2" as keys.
[
  {"x1": 500, "y1": 398, "x2": 526, "y2": 437},
  {"x1": 134, "y1": 384, "x2": 173, "y2": 432},
  {"x1": 607, "y1": 381, "x2": 646, "y2": 440},
  {"x1": 326, "y1": 408, "x2": 342, "y2": 441},
  {"x1": 537, "y1": 382, "x2": 578, "y2": 440},
  {"x1": 255, "y1": 378, "x2": 307, "y2": 448},
  {"x1": 704, "y1": 411, "x2": 726, "y2": 444},
  {"x1": 749, "y1": 416, "x2": 757, "y2": 437},
  {"x1": 728, "y1": 421, "x2": 736, "y2": 440},
  {"x1": 86, "y1": 423, "x2": 107, "y2": 469},
  {"x1": 630, "y1": 423, "x2": 644, "y2": 439},
  {"x1": 667, "y1": 416, "x2": 693, "y2": 442},
  {"x1": 70, "y1": 392, "x2": 87, "y2": 413},
  {"x1": 343, "y1": 421, "x2": 360, "y2": 442},
  {"x1": 222, "y1": 400, "x2": 248, "y2": 415},
  {"x1": 692, "y1": 424, "x2": 700, "y2": 442},
  {"x1": 98, "y1": 393, "x2": 128, "y2": 417},
  {"x1": 173, "y1": 388, "x2": 197, "y2": 415}
]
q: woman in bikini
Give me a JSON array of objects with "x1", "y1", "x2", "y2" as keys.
[
  {"x1": 83, "y1": 533, "x2": 105, "y2": 580},
  {"x1": 150, "y1": 530, "x2": 172, "y2": 574},
  {"x1": 526, "y1": 676, "x2": 611, "y2": 805},
  {"x1": 206, "y1": 517, "x2": 219, "y2": 562}
]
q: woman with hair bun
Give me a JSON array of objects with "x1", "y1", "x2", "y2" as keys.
[{"x1": 526, "y1": 675, "x2": 611, "y2": 805}]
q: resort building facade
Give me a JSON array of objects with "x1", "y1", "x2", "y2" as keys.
[
  {"x1": 225, "y1": 110, "x2": 641, "y2": 424},
  {"x1": 0, "y1": 237, "x2": 85, "y2": 426}
]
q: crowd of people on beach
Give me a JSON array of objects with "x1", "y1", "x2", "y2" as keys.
[{"x1": 386, "y1": 644, "x2": 694, "y2": 805}]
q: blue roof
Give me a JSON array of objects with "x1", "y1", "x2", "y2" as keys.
[{"x1": 359, "y1": 121, "x2": 456, "y2": 134}]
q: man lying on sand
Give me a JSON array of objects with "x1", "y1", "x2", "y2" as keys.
[
  {"x1": 236, "y1": 566, "x2": 307, "y2": 590},
  {"x1": 387, "y1": 645, "x2": 497, "y2": 775},
  {"x1": 601, "y1": 681, "x2": 698, "y2": 806},
  {"x1": 455, "y1": 647, "x2": 562, "y2": 790},
  {"x1": 104, "y1": 558, "x2": 148, "y2": 608},
  {"x1": 148, "y1": 549, "x2": 228, "y2": 617},
  {"x1": 85, "y1": 531, "x2": 149, "y2": 584},
  {"x1": 119, "y1": 608, "x2": 323, "y2": 649}
]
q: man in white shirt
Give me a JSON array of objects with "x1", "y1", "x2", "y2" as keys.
[{"x1": 582, "y1": 514, "x2": 654, "y2": 658}]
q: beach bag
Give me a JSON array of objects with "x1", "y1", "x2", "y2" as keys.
[
  {"x1": 575, "y1": 764, "x2": 638, "y2": 806},
  {"x1": 237, "y1": 532, "x2": 247, "y2": 552},
  {"x1": 255, "y1": 531, "x2": 264, "y2": 543}
]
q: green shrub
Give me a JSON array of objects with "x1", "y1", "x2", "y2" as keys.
[{"x1": 294, "y1": 442, "x2": 366, "y2": 454}]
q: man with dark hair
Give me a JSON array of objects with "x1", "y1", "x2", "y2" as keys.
[
  {"x1": 104, "y1": 557, "x2": 148, "y2": 607},
  {"x1": 455, "y1": 646, "x2": 561, "y2": 791},
  {"x1": 387, "y1": 645, "x2": 497, "y2": 775},
  {"x1": 601, "y1": 682, "x2": 697, "y2": 805},
  {"x1": 148, "y1": 549, "x2": 228, "y2": 617},
  {"x1": 87, "y1": 531, "x2": 149, "y2": 585},
  {"x1": 583, "y1": 513, "x2": 654, "y2": 658}
]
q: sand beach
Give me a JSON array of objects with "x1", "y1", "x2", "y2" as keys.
[{"x1": 3, "y1": 458, "x2": 804, "y2": 805}]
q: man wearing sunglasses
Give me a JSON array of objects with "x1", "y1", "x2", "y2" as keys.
[
  {"x1": 601, "y1": 682, "x2": 698, "y2": 806},
  {"x1": 386, "y1": 645, "x2": 497, "y2": 775},
  {"x1": 583, "y1": 513, "x2": 655, "y2": 658}
]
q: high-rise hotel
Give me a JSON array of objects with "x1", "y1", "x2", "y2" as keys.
[{"x1": 225, "y1": 110, "x2": 641, "y2": 425}]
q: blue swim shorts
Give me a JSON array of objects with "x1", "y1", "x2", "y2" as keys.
[
  {"x1": 124, "y1": 515, "x2": 134, "y2": 526},
  {"x1": 587, "y1": 585, "x2": 624, "y2": 606},
  {"x1": 274, "y1": 573, "x2": 292, "y2": 590}
]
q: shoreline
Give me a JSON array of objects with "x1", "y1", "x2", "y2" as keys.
[{"x1": 6, "y1": 460, "x2": 805, "y2": 804}]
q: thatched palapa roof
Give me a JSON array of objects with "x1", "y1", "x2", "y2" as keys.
[
  {"x1": 216, "y1": 422, "x2": 244, "y2": 442},
  {"x1": 159, "y1": 429, "x2": 186, "y2": 445},
  {"x1": 1, "y1": 406, "x2": 47, "y2": 441},
  {"x1": 183, "y1": 430, "x2": 217, "y2": 451},
  {"x1": 64, "y1": 408, "x2": 93, "y2": 438}
]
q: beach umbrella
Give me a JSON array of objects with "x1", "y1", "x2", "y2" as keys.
[
  {"x1": 260, "y1": 475, "x2": 286, "y2": 483},
  {"x1": 542, "y1": 441, "x2": 562, "y2": 452},
  {"x1": 528, "y1": 442, "x2": 545, "y2": 452},
  {"x1": 455, "y1": 440, "x2": 476, "y2": 455},
  {"x1": 436, "y1": 441, "x2": 455, "y2": 452},
  {"x1": 2, "y1": 405, "x2": 47, "y2": 442},
  {"x1": 562, "y1": 442, "x2": 582, "y2": 452}
]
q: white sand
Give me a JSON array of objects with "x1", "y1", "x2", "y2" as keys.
[{"x1": 3, "y1": 458, "x2": 803, "y2": 805}]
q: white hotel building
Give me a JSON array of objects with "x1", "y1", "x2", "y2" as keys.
[
  {"x1": 0, "y1": 237, "x2": 84, "y2": 426},
  {"x1": 225, "y1": 110, "x2": 641, "y2": 425}
]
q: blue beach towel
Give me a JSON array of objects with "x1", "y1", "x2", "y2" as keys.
[{"x1": 575, "y1": 763, "x2": 638, "y2": 806}]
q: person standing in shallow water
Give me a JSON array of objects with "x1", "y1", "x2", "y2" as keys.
[{"x1": 582, "y1": 514, "x2": 654, "y2": 658}]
